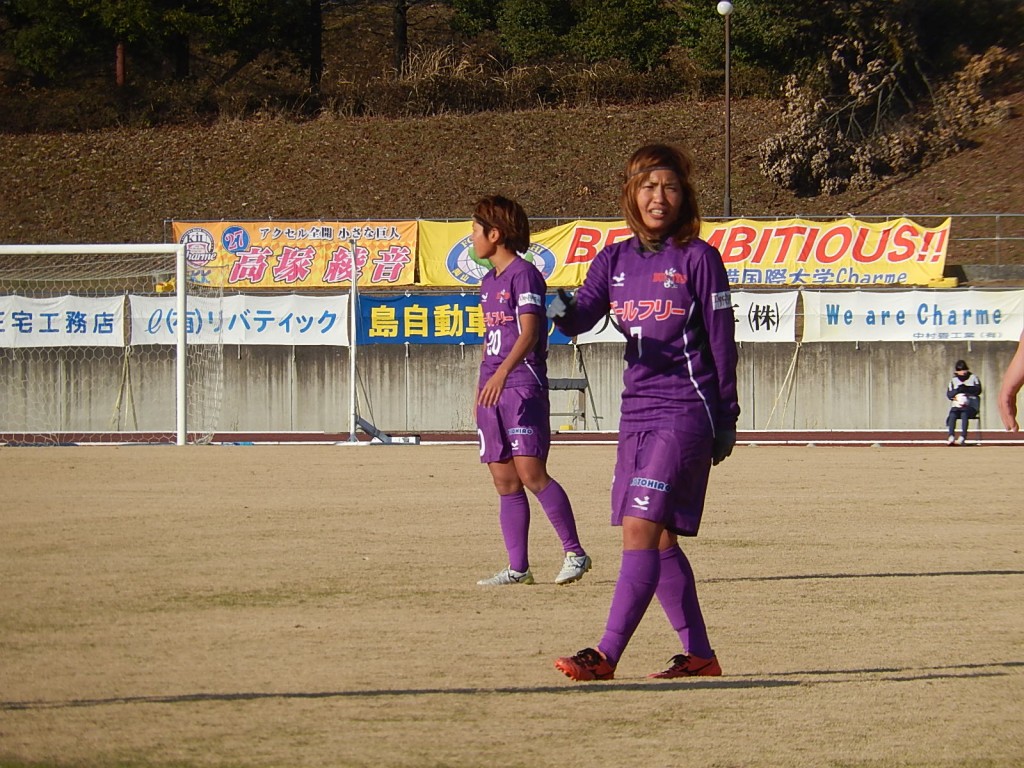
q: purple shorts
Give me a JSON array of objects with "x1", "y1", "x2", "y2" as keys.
[
  {"x1": 611, "y1": 429, "x2": 713, "y2": 536},
  {"x1": 477, "y1": 386, "x2": 551, "y2": 464}
]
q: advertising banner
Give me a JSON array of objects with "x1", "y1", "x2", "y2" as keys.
[
  {"x1": 802, "y1": 289, "x2": 1024, "y2": 342},
  {"x1": 418, "y1": 217, "x2": 950, "y2": 288},
  {"x1": 574, "y1": 290, "x2": 798, "y2": 344},
  {"x1": 358, "y1": 293, "x2": 573, "y2": 345},
  {"x1": 0, "y1": 295, "x2": 124, "y2": 347},
  {"x1": 705, "y1": 217, "x2": 950, "y2": 287},
  {"x1": 170, "y1": 220, "x2": 417, "y2": 289},
  {"x1": 130, "y1": 294, "x2": 349, "y2": 345},
  {"x1": 418, "y1": 219, "x2": 631, "y2": 288},
  {"x1": 735, "y1": 291, "x2": 799, "y2": 342}
]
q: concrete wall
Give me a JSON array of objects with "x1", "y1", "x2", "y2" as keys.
[
  {"x1": 217, "y1": 340, "x2": 1017, "y2": 434},
  {"x1": 3, "y1": 341, "x2": 1018, "y2": 436}
]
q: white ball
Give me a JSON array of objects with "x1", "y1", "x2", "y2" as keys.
[
  {"x1": 717, "y1": 1, "x2": 734, "y2": 15},
  {"x1": 955, "y1": 393, "x2": 968, "y2": 406}
]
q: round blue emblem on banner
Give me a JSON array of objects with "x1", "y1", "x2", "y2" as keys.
[
  {"x1": 222, "y1": 226, "x2": 250, "y2": 253},
  {"x1": 444, "y1": 237, "x2": 556, "y2": 286}
]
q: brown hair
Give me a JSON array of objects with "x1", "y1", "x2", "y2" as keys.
[
  {"x1": 472, "y1": 195, "x2": 531, "y2": 254},
  {"x1": 620, "y1": 143, "x2": 701, "y2": 248}
]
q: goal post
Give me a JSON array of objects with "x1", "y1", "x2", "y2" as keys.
[{"x1": 0, "y1": 243, "x2": 223, "y2": 445}]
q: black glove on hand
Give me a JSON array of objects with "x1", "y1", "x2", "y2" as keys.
[
  {"x1": 546, "y1": 288, "x2": 576, "y2": 320},
  {"x1": 712, "y1": 429, "x2": 736, "y2": 466}
]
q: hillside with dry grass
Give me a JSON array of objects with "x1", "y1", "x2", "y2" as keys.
[{"x1": 1, "y1": 90, "x2": 1022, "y2": 265}]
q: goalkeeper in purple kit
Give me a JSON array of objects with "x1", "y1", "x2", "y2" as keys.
[
  {"x1": 472, "y1": 195, "x2": 592, "y2": 587},
  {"x1": 551, "y1": 144, "x2": 739, "y2": 680}
]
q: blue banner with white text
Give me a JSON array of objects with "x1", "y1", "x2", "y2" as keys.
[{"x1": 357, "y1": 293, "x2": 573, "y2": 345}]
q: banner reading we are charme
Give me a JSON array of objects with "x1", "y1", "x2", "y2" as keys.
[
  {"x1": 418, "y1": 217, "x2": 951, "y2": 288},
  {"x1": 171, "y1": 220, "x2": 417, "y2": 288}
]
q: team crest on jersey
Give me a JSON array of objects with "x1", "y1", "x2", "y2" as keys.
[
  {"x1": 497, "y1": 289, "x2": 510, "y2": 302},
  {"x1": 653, "y1": 268, "x2": 686, "y2": 288}
]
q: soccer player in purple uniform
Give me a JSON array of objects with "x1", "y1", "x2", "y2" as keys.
[
  {"x1": 550, "y1": 144, "x2": 739, "y2": 680},
  {"x1": 472, "y1": 195, "x2": 592, "y2": 587}
]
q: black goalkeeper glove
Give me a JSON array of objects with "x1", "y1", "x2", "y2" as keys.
[
  {"x1": 546, "y1": 288, "x2": 577, "y2": 320},
  {"x1": 712, "y1": 429, "x2": 736, "y2": 466}
]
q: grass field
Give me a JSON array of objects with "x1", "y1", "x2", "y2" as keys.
[{"x1": 1, "y1": 443, "x2": 1022, "y2": 767}]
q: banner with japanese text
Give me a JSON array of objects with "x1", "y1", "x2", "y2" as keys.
[
  {"x1": 0, "y1": 295, "x2": 124, "y2": 347},
  {"x1": 358, "y1": 293, "x2": 574, "y2": 345},
  {"x1": 418, "y1": 217, "x2": 949, "y2": 288},
  {"x1": 705, "y1": 217, "x2": 950, "y2": 287},
  {"x1": 802, "y1": 289, "x2": 1024, "y2": 342},
  {"x1": 170, "y1": 220, "x2": 417, "y2": 289},
  {"x1": 130, "y1": 294, "x2": 349, "y2": 345},
  {"x1": 574, "y1": 290, "x2": 798, "y2": 344}
]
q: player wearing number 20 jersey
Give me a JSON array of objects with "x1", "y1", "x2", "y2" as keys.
[
  {"x1": 478, "y1": 257, "x2": 548, "y2": 392},
  {"x1": 472, "y1": 195, "x2": 590, "y2": 588}
]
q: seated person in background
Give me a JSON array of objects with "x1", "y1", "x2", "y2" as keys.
[{"x1": 946, "y1": 359, "x2": 982, "y2": 446}]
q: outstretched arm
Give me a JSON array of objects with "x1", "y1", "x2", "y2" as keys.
[{"x1": 997, "y1": 330, "x2": 1024, "y2": 431}]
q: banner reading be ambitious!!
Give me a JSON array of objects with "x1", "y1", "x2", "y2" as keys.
[
  {"x1": 171, "y1": 220, "x2": 417, "y2": 289},
  {"x1": 705, "y1": 217, "x2": 950, "y2": 287},
  {"x1": 417, "y1": 217, "x2": 950, "y2": 288}
]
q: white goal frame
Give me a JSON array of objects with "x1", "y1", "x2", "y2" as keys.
[{"x1": 0, "y1": 243, "x2": 207, "y2": 446}]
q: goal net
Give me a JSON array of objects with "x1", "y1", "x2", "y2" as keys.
[{"x1": 0, "y1": 244, "x2": 224, "y2": 445}]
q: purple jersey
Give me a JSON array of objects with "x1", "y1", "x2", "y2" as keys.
[
  {"x1": 478, "y1": 257, "x2": 548, "y2": 390},
  {"x1": 556, "y1": 236, "x2": 739, "y2": 434}
]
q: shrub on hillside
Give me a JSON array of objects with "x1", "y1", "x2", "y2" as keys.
[{"x1": 759, "y1": 46, "x2": 1019, "y2": 196}]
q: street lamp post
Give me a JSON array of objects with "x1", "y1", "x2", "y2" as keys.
[{"x1": 717, "y1": 1, "x2": 733, "y2": 218}]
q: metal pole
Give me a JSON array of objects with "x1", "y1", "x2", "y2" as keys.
[
  {"x1": 723, "y1": 9, "x2": 732, "y2": 217},
  {"x1": 175, "y1": 243, "x2": 187, "y2": 445},
  {"x1": 717, "y1": 1, "x2": 734, "y2": 218},
  {"x1": 347, "y1": 239, "x2": 359, "y2": 442}
]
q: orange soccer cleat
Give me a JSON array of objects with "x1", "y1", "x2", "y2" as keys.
[{"x1": 554, "y1": 647, "x2": 615, "y2": 681}]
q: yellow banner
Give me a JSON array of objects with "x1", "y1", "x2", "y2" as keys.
[
  {"x1": 417, "y1": 219, "x2": 633, "y2": 288},
  {"x1": 174, "y1": 217, "x2": 949, "y2": 289},
  {"x1": 170, "y1": 220, "x2": 417, "y2": 288},
  {"x1": 417, "y1": 217, "x2": 949, "y2": 288},
  {"x1": 704, "y1": 217, "x2": 950, "y2": 286}
]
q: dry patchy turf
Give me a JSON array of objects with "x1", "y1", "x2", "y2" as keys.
[{"x1": 1, "y1": 443, "x2": 1022, "y2": 768}]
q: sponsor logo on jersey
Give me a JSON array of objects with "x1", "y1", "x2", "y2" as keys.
[
  {"x1": 508, "y1": 427, "x2": 535, "y2": 436},
  {"x1": 712, "y1": 290, "x2": 733, "y2": 310},
  {"x1": 612, "y1": 272, "x2": 626, "y2": 287},
  {"x1": 519, "y1": 292, "x2": 542, "y2": 307},
  {"x1": 630, "y1": 477, "x2": 671, "y2": 493}
]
